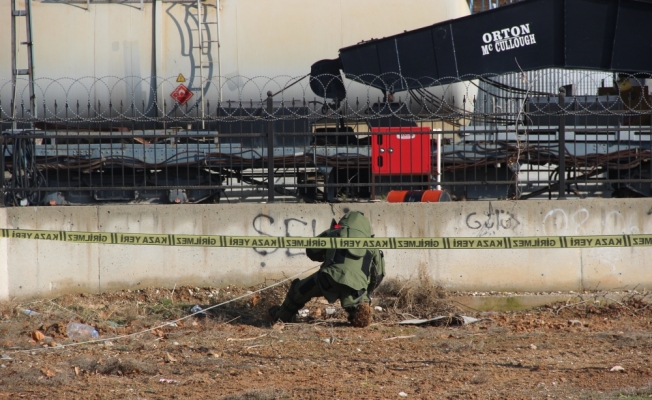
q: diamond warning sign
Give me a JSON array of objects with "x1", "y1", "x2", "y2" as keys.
[{"x1": 170, "y1": 84, "x2": 194, "y2": 105}]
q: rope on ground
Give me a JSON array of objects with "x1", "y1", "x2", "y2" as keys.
[{"x1": 8, "y1": 266, "x2": 319, "y2": 354}]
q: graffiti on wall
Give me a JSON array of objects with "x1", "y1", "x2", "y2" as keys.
[
  {"x1": 465, "y1": 202, "x2": 521, "y2": 237},
  {"x1": 542, "y1": 208, "x2": 643, "y2": 235},
  {"x1": 463, "y1": 203, "x2": 649, "y2": 237},
  {"x1": 252, "y1": 214, "x2": 317, "y2": 258}
]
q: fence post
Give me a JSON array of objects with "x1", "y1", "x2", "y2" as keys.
[
  {"x1": 557, "y1": 86, "x2": 566, "y2": 200},
  {"x1": 266, "y1": 91, "x2": 275, "y2": 203}
]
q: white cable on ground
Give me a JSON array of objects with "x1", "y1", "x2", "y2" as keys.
[{"x1": 8, "y1": 266, "x2": 318, "y2": 354}]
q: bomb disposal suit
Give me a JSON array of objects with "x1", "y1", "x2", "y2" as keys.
[{"x1": 270, "y1": 211, "x2": 385, "y2": 325}]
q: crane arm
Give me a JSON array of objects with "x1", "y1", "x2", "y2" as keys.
[{"x1": 310, "y1": 0, "x2": 652, "y2": 98}]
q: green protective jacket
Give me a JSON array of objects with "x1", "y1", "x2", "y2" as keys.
[{"x1": 306, "y1": 211, "x2": 385, "y2": 293}]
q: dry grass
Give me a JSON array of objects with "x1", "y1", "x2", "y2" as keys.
[
  {"x1": 375, "y1": 271, "x2": 456, "y2": 318},
  {"x1": 69, "y1": 356, "x2": 155, "y2": 376}
]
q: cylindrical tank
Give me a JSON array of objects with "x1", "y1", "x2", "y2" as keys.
[
  {"x1": 387, "y1": 189, "x2": 452, "y2": 203},
  {"x1": 0, "y1": 0, "x2": 475, "y2": 119}
]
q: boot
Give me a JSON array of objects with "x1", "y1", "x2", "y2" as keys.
[{"x1": 349, "y1": 303, "x2": 373, "y2": 328}]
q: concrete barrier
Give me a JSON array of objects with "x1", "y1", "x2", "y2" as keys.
[{"x1": 1, "y1": 198, "x2": 651, "y2": 300}]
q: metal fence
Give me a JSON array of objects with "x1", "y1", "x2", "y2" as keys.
[{"x1": 1, "y1": 72, "x2": 651, "y2": 206}]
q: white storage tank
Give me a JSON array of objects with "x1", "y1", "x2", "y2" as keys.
[{"x1": 1, "y1": 0, "x2": 474, "y2": 118}]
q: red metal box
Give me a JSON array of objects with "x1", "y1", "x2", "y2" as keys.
[{"x1": 371, "y1": 127, "x2": 432, "y2": 175}]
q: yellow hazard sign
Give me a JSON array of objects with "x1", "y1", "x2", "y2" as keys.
[{"x1": 176, "y1": 73, "x2": 186, "y2": 83}]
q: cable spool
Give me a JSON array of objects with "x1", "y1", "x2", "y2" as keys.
[{"x1": 387, "y1": 190, "x2": 451, "y2": 203}]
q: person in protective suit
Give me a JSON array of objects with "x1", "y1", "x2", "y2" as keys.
[{"x1": 269, "y1": 211, "x2": 385, "y2": 327}]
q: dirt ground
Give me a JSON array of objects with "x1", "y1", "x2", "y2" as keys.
[{"x1": 1, "y1": 280, "x2": 652, "y2": 400}]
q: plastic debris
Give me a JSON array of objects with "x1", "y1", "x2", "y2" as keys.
[
  {"x1": 398, "y1": 314, "x2": 481, "y2": 326},
  {"x1": 66, "y1": 322, "x2": 99, "y2": 340},
  {"x1": 298, "y1": 309, "x2": 310, "y2": 318},
  {"x1": 325, "y1": 307, "x2": 336, "y2": 315},
  {"x1": 191, "y1": 305, "x2": 207, "y2": 315},
  {"x1": 20, "y1": 309, "x2": 40, "y2": 317},
  {"x1": 374, "y1": 306, "x2": 383, "y2": 312},
  {"x1": 399, "y1": 392, "x2": 408, "y2": 397},
  {"x1": 610, "y1": 366, "x2": 625, "y2": 372},
  {"x1": 159, "y1": 378, "x2": 179, "y2": 384}
]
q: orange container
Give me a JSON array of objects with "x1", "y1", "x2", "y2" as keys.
[
  {"x1": 387, "y1": 190, "x2": 408, "y2": 203},
  {"x1": 387, "y1": 189, "x2": 450, "y2": 203},
  {"x1": 421, "y1": 190, "x2": 451, "y2": 202}
]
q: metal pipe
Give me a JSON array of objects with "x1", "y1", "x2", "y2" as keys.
[
  {"x1": 436, "y1": 129, "x2": 442, "y2": 190},
  {"x1": 557, "y1": 86, "x2": 567, "y2": 200},
  {"x1": 197, "y1": 0, "x2": 205, "y2": 129},
  {"x1": 26, "y1": 0, "x2": 36, "y2": 120},
  {"x1": 266, "y1": 91, "x2": 275, "y2": 203},
  {"x1": 216, "y1": 0, "x2": 222, "y2": 102},
  {"x1": 10, "y1": 0, "x2": 17, "y2": 129}
]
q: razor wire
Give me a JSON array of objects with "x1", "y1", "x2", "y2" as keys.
[{"x1": 1, "y1": 71, "x2": 650, "y2": 124}]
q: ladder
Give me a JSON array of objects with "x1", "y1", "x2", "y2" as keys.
[
  {"x1": 11, "y1": 0, "x2": 36, "y2": 126},
  {"x1": 190, "y1": 0, "x2": 221, "y2": 128}
]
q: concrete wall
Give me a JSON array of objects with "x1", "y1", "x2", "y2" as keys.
[{"x1": 1, "y1": 198, "x2": 652, "y2": 300}]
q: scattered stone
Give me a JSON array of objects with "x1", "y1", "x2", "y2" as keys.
[
  {"x1": 610, "y1": 366, "x2": 625, "y2": 372},
  {"x1": 399, "y1": 392, "x2": 408, "y2": 397},
  {"x1": 325, "y1": 307, "x2": 336, "y2": 315},
  {"x1": 529, "y1": 344, "x2": 537, "y2": 350},
  {"x1": 374, "y1": 306, "x2": 383, "y2": 312},
  {"x1": 165, "y1": 352, "x2": 177, "y2": 363},
  {"x1": 568, "y1": 320, "x2": 582, "y2": 327},
  {"x1": 31, "y1": 331, "x2": 45, "y2": 342}
]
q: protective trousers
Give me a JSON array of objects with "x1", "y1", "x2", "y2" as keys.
[{"x1": 275, "y1": 270, "x2": 370, "y2": 322}]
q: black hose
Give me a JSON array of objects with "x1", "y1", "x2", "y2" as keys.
[{"x1": 5, "y1": 131, "x2": 47, "y2": 206}]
